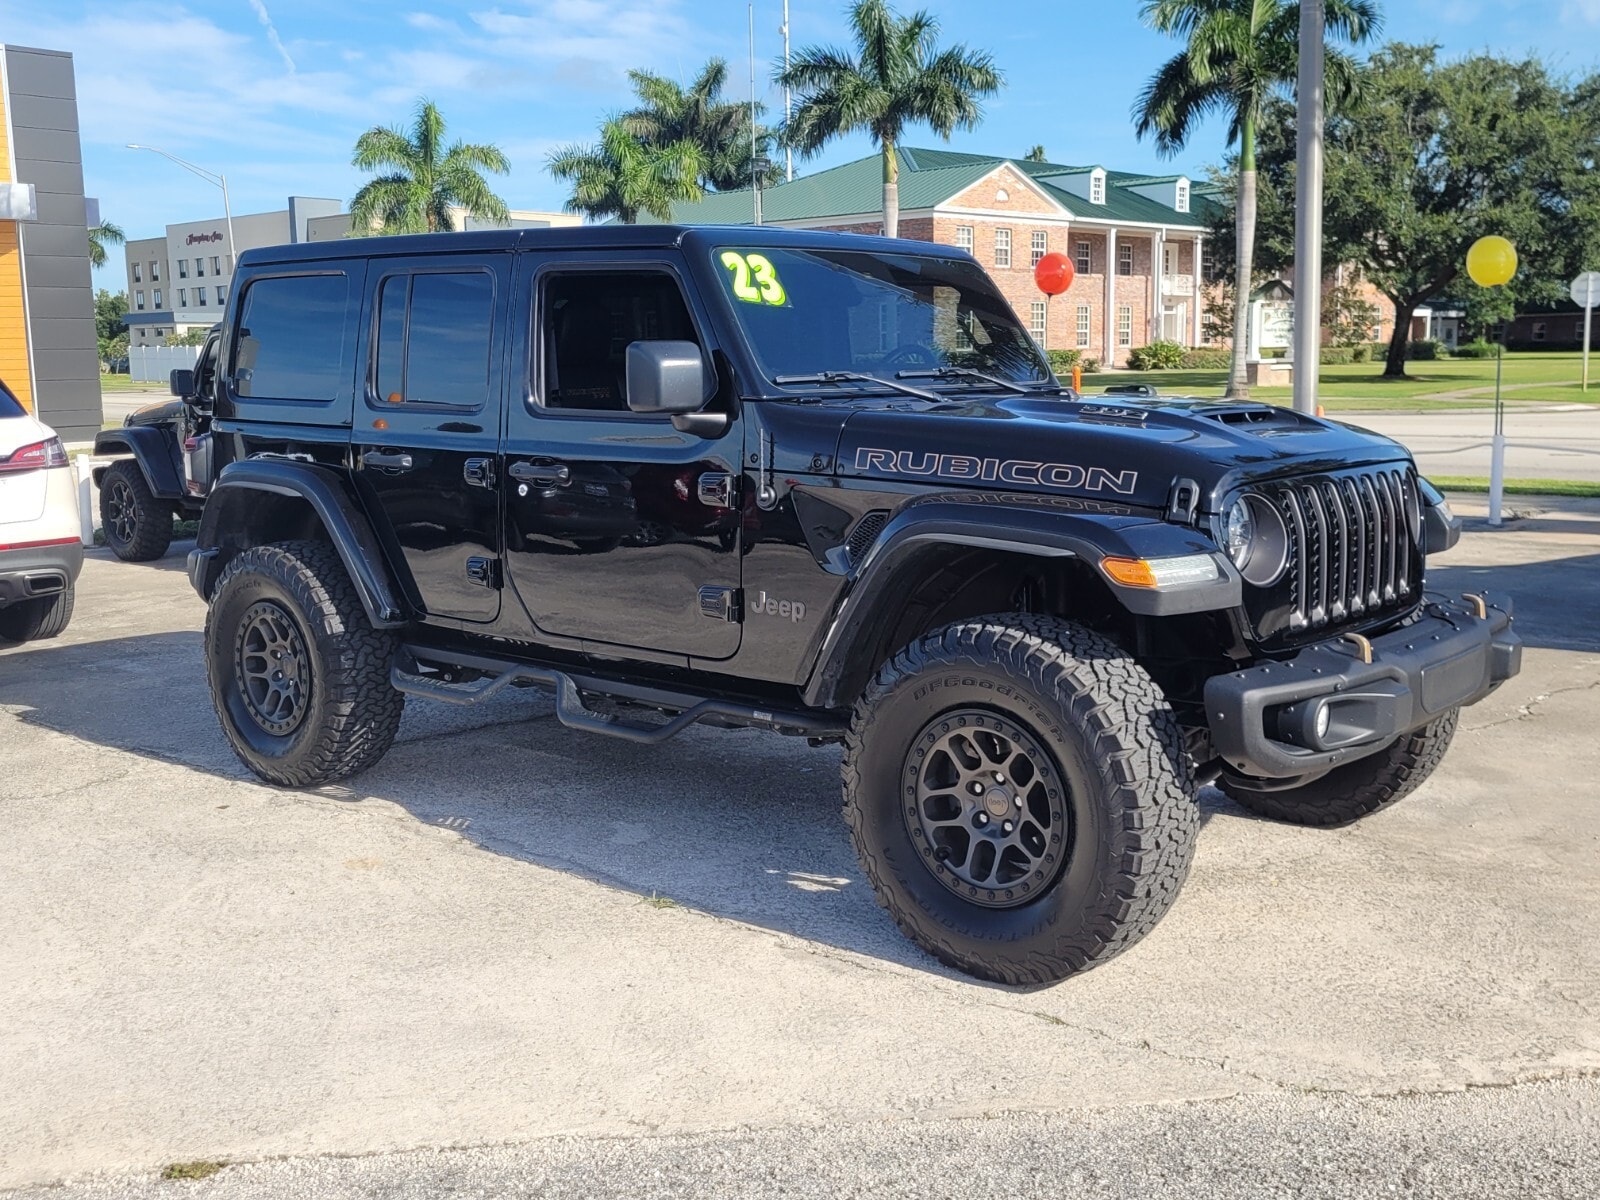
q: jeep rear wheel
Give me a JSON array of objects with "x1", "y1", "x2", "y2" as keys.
[
  {"x1": 843, "y1": 614, "x2": 1199, "y2": 985},
  {"x1": 205, "y1": 540, "x2": 404, "y2": 786},
  {"x1": 1220, "y1": 709, "x2": 1459, "y2": 827},
  {"x1": 99, "y1": 461, "x2": 174, "y2": 562}
]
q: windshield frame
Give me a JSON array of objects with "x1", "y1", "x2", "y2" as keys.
[{"x1": 699, "y1": 239, "x2": 1056, "y2": 398}]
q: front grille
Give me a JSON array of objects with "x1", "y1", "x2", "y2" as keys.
[{"x1": 1247, "y1": 466, "x2": 1421, "y2": 644}]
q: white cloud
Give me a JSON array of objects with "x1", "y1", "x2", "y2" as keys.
[{"x1": 245, "y1": 0, "x2": 298, "y2": 73}]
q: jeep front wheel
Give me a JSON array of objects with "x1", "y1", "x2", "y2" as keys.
[
  {"x1": 843, "y1": 615, "x2": 1199, "y2": 985},
  {"x1": 1219, "y1": 709, "x2": 1459, "y2": 827},
  {"x1": 99, "y1": 461, "x2": 174, "y2": 562},
  {"x1": 205, "y1": 540, "x2": 404, "y2": 786}
]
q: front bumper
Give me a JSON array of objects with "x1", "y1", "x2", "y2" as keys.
[
  {"x1": 0, "y1": 540, "x2": 84, "y2": 606},
  {"x1": 1204, "y1": 593, "x2": 1521, "y2": 779}
]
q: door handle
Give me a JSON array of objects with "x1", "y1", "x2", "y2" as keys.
[
  {"x1": 508, "y1": 460, "x2": 571, "y2": 487},
  {"x1": 362, "y1": 450, "x2": 414, "y2": 471}
]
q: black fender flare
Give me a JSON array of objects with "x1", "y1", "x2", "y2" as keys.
[
  {"x1": 92, "y1": 426, "x2": 185, "y2": 500},
  {"x1": 800, "y1": 496, "x2": 1241, "y2": 709},
  {"x1": 191, "y1": 460, "x2": 408, "y2": 627}
]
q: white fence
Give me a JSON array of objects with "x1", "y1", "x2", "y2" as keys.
[{"x1": 129, "y1": 343, "x2": 202, "y2": 383}]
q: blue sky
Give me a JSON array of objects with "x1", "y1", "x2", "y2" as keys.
[{"x1": 14, "y1": 0, "x2": 1600, "y2": 294}]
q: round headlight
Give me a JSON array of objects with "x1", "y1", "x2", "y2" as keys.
[
  {"x1": 1225, "y1": 499, "x2": 1254, "y2": 569},
  {"x1": 1223, "y1": 494, "x2": 1290, "y2": 588}
]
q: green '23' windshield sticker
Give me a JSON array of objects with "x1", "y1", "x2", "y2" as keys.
[{"x1": 720, "y1": 251, "x2": 788, "y2": 306}]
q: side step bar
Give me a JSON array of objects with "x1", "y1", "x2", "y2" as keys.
[{"x1": 389, "y1": 645, "x2": 845, "y2": 745}]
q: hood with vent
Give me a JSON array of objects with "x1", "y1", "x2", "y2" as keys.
[{"x1": 831, "y1": 393, "x2": 1411, "y2": 515}]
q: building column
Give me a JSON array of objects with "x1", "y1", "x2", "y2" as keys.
[
  {"x1": 1150, "y1": 228, "x2": 1166, "y2": 344},
  {"x1": 1192, "y1": 234, "x2": 1205, "y2": 346},
  {"x1": 1104, "y1": 226, "x2": 1118, "y2": 365}
]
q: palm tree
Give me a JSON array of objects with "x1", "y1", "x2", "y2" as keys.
[
  {"x1": 349, "y1": 99, "x2": 510, "y2": 235},
  {"x1": 87, "y1": 220, "x2": 124, "y2": 269},
  {"x1": 621, "y1": 59, "x2": 779, "y2": 192},
  {"x1": 1024, "y1": 145, "x2": 1047, "y2": 162},
  {"x1": 777, "y1": 0, "x2": 1003, "y2": 237},
  {"x1": 1135, "y1": 0, "x2": 1378, "y2": 398},
  {"x1": 547, "y1": 119, "x2": 706, "y2": 224}
]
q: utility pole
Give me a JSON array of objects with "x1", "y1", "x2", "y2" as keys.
[
  {"x1": 782, "y1": 0, "x2": 793, "y2": 181},
  {"x1": 1291, "y1": 0, "x2": 1325, "y2": 415},
  {"x1": 749, "y1": 3, "x2": 762, "y2": 224}
]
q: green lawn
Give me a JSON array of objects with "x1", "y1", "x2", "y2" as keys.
[
  {"x1": 100, "y1": 373, "x2": 165, "y2": 393},
  {"x1": 1078, "y1": 351, "x2": 1600, "y2": 410}
]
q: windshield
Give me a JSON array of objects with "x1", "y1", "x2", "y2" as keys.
[{"x1": 712, "y1": 245, "x2": 1053, "y2": 388}]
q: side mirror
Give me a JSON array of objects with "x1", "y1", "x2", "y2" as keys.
[
  {"x1": 625, "y1": 341, "x2": 708, "y2": 415},
  {"x1": 169, "y1": 368, "x2": 195, "y2": 397}
]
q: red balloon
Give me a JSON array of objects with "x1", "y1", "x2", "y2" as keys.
[{"x1": 1034, "y1": 252, "x2": 1075, "y2": 296}]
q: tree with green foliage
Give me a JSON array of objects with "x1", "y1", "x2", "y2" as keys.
[
  {"x1": 1024, "y1": 144, "x2": 1047, "y2": 162},
  {"x1": 167, "y1": 328, "x2": 211, "y2": 346},
  {"x1": 350, "y1": 99, "x2": 510, "y2": 235},
  {"x1": 1251, "y1": 45, "x2": 1597, "y2": 376},
  {"x1": 1135, "y1": 0, "x2": 1380, "y2": 398},
  {"x1": 777, "y1": 0, "x2": 1003, "y2": 237},
  {"x1": 1323, "y1": 278, "x2": 1380, "y2": 348},
  {"x1": 547, "y1": 119, "x2": 705, "y2": 224},
  {"x1": 87, "y1": 220, "x2": 124, "y2": 269},
  {"x1": 94, "y1": 289, "x2": 127, "y2": 342},
  {"x1": 621, "y1": 59, "x2": 779, "y2": 192}
]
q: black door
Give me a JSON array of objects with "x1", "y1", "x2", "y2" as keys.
[
  {"x1": 352, "y1": 255, "x2": 509, "y2": 624},
  {"x1": 501, "y1": 257, "x2": 742, "y2": 660}
]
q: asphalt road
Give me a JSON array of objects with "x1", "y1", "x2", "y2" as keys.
[
  {"x1": 1337, "y1": 406, "x2": 1600, "y2": 483},
  {"x1": 1, "y1": 497, "x2": 1597, "y2": 1195}
]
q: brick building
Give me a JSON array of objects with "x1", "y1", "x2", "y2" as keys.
[{"x1": 647, "y1": 147, "x2": 1217, "y2": 367}]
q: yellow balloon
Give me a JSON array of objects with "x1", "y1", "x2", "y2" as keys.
[{"x1": 1467, "y1": 236, "x2": 1518, "y2": 288}]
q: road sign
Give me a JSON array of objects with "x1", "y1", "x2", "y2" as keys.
[{"x1": 1572, "y1": 273, "x2": 1600, "y2": 392}]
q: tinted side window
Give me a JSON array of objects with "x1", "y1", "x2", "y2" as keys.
[
  {"x1": 234, "y1": 274, "x2": 348, "y2": 401},
  {"x1": 372, "y1": 271, "x2": 493, "y2": 410},
  {"x1": 0, "y1": 380, "x2": 24, "y2": 419},
  {"x1": 542, "y1": 272, "x2": 701, "y2": 412}
]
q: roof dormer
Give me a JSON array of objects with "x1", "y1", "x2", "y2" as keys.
[
  {"x1": 1044, "y1": 166, "x2": 1107, "y2": 207},
  {"x1": 1089, "y1": 168, "x2": 1106, "y2": 205},
  {"x1": 1127, "y1": 174, "x2": 1192, "y2": 214}
]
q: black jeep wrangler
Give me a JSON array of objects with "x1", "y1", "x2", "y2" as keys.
[
  {"x1": 93, "y1": 327, "x2": 221, "y2": 560},
  {"x1": 187, "y1": 226, "x2": 1520, "y2": 984}
]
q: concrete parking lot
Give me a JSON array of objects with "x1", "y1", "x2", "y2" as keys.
[{"x1": 2, "y1": 497, "x2": 1598, "y2": 1196}]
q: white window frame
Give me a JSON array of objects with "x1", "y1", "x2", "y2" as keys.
[
  {"x1": 178, "y1": 288, "x2": 187, "y2": 307},
  {"x1": 195, "y1": 258, "x2": 206, "y2": 278},
  {"x1": 1030, "y1": 230, "x2": 1048, "y2": 266},
  {"x1": 1175, "y1": 180, "x2": 1190, "y2": 212},
  {"x1": 131, "y1": 262, "x2": 142, "y2": 283},
  {"x1": 177, "y1": 259, "x2": 188, "y2": 279},
  {"x1": 1029, "y1": 300, "x2": 1047, "y2": 341},
  {"x1": 1117, "y1": 305, "x2": 1132, "y2": 347},
  {"x1": 135, "y1": 290, "x2": 145, "y2": 310},
  {"x1": 1118, "y1": 243, "x2": 1134, "y2": 277},
  {"x1": 994, "y1": 228, "x2": 1012, "y2": 268},
  {"x1": 954, "y1": 224, "x2": 974, "y2": 251},
  {"x1": 1090, "y1": 170, "x2": 1106, "y2": 205},
  {"x1": 1163, "y1": 243, "x2": 1178, "y2": 277},
  {"x1": 211, "y1": 256, "x2": 222, "y2": 274},
  {"x1": 1076, "y1": 304, "x2": 1091, "y2": 348},
  {"x1": 196, "y1": 286, "x2": 208, "y2": 307},
  {"x1": 151, "y1": 261, "x2": 160, "y2": 282},
  {"x1": 218, "y1": 286, "x2": 227, "y2": 306},
  {"x1": 153, "y1": 288, "x2": 162, "y2": 308},
  {"x1": 1074, "y1": 240, "x2": 1091, "y2": 274}
]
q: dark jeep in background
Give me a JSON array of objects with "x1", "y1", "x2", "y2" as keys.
[
  {"x1": 92, "y1": 327, "x2": 221, "y2": 561},
  {"x1": 183, "y1": 226, "x2": 1520, "y2": 984}
]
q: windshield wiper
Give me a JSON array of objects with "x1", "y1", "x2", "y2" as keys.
[
  {"x1": 896, "y1": 366, "x2": 1061, "y2": 396},
  {"x1": 774, "y1": 371, "x2": 944, "y2": 403}
]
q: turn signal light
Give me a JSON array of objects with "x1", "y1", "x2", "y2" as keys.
[{"x1": 1101, "y1": 554, "x2": 1221, "y2": 589}]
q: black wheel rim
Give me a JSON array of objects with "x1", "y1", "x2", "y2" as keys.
[
  {"x1": 902, "y1": 709, "x2": 1071, "y2": 909},
  {"x1": 105, "y1": 479, "x2": 137, "y2": 545},
  {"x1": 234, "y1": 601, "x2": 311, "y2": 736}
]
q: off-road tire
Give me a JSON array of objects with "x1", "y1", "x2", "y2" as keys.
[
  {"x1": 99, "y1": 461, "x2": 174, "y2": 562},
  {"x1": 843, "y1": 614, "x2": 1199, "y2": 986},
  {"x1": 1220, "y1": 709, "x2": 1460, "y2": 827},
  {"x1": 0, "y1": 584, "x2": 75, "y2": 643},
  {"x1": 205, "y1": 540, "x2": 404, "y2": 786}
]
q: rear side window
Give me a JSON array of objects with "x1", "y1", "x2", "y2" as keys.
[
  {"x1": 233, "y1": 274, "x2": 349, "y2": 401},
  {"x1": 0, "y1": 380, "x2": 24, "y2": 419},
  {"x1": 373, "y1": 271, "x2": 494, "y2": 410}
]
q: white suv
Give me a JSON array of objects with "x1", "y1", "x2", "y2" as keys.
[{"x1": 0, "y1": 379, "x2": 81, "y2": 643}]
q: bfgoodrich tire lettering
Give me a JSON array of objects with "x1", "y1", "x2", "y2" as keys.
[
  {"x1": 1220, "y1": 708, "x2": 1459, "y2": 827},
  {"x1": 843, "y1": 614, "x2": 1199, "y2": 985},
  {"x1": 205, "y1": 540, "x2": 404, "y2": 786}
]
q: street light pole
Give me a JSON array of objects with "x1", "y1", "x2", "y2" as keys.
[
  {"x1": 126, "y1": 144, "x2": 237, "y2": 279},
  {"x1": 1291, "y1": 0, "x2": 1325, "y2": 415},
  {"x1": 782, "y1": 0, "x2": 793, "y2": 181}
]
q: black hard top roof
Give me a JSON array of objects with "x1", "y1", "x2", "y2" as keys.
[{"x1": 236, "y1": 223, "x2": 966, "y2": 267}]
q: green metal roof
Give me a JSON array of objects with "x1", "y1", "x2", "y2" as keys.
[{"x1": 645, "y1": 147, "x2": 1211, "y2": 229}]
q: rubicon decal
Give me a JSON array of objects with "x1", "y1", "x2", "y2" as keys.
[{"x1": 853, "y1": 448, "x2": 1138, "y2": 495}]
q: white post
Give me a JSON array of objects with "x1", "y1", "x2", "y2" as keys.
[
  {"x1": 1192, "y1": 235, "x2": 1204, "y2": 346},
  {"x1": 1104, "y1": 227, "x2": 1118, "y2": 366},
  {"x1": 1291, "y1": 0, "x2": 1326, "y2": 415},
  {"x1": 782, "y1": 0, "x2": 793, "y2": 182},
  {"x1": 1584, "y1": 303, "x2": 1593, "y2": 392},
  {"x1": 749, "y1": 4, "x2": 761, "y2": 225},
  {"x1": 75, "y1": 453, "x2": 96, "y2": 545},
  {"x1": 1488, "y1": 343, "x2": 1506, "y2": 526}
]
